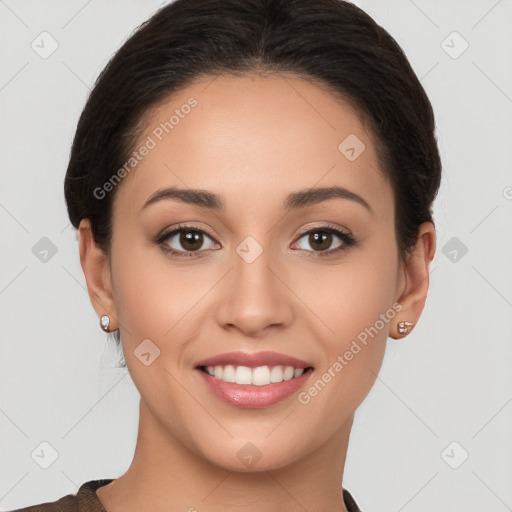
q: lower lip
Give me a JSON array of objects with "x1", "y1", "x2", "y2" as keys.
[{"x1": 196, "y1": 368, "x2": 313, "y2": 409}]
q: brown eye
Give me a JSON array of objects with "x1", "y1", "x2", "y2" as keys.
[
  {"x1": 291, "y1": 225, "x2": 356, "y2": 257},
  {"x1": 294, "y1": 229, "x2": 343, "y2": 253},
  {"x1": 307, "y1": 231, "x2": 334, "y2": 251},
  {"x1": 178, "y1": 230, "x2": 204, "y2": 251},
  {"x1": 157, "y1": 225, "x2": 219, "y2": 257}
]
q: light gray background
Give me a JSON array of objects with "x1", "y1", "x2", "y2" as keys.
[{"x1": 1, "y1": 1, "x2": 511, "y2": 511}]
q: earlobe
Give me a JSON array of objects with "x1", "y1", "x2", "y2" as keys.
[
  {"x1": 78, "y1": 219, "x2": 119, "y2": 332},
  {"x1": 391, "y1": 222, "x2": 436, "y2": 340}
]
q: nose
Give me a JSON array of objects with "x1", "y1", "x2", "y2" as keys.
[{"x1": 215, "y1": 239, "x2": 294, "y2": 337}]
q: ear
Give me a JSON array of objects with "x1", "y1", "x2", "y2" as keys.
[
  {"x1": 78, "y1": 219, "x2": 118, "y2": 331},
  {"x1": 391, "y1": 221, "x2": 436, "y2": 339}
]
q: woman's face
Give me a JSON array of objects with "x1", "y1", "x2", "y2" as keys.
[{"x1": 94, "y1": 73, "x2": 410, "y2": 471}]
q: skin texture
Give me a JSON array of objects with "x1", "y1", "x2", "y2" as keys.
[{"x1": 78, "y1": 73, "x2": 436, "y2": 512}]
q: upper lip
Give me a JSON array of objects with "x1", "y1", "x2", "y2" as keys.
[{"x1": 195, "y1": 351, "x2": 313, "y2": 369}]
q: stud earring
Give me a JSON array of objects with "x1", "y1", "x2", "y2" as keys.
[
  {"x1": 100, "y1": 315, "x2": 111, "y2": 332},
  {"x1": 397, "y1": 321, "x2": 413, "y2": 336}
]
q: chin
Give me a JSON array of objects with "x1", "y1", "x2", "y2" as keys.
[{"x1": 196, "y1": 436, "x2": 307, "y2": 473}]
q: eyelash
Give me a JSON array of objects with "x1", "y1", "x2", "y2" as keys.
[{"x1": 154, "y1": 223, "x2": 357, "y2": 259}]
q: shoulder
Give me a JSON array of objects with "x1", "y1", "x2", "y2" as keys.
[{"x1": 8, "y1": 479, "x2": 113, "y2": 512}]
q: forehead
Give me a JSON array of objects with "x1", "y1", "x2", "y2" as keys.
[{"x1": 114, "y1": 73, "x2": 392, "y2": 220}]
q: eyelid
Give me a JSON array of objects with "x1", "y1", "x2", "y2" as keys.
[
  {"x1": 156, "y1": 222, "x2": 218, "y2": 242},
  {"x1": 154, "y1": 222, "x2": 219, "y2": 250},
  {"x1": 155, "y1": 222, "x2": 357, "y2": 258},
  {"x1": 294, "y1": 221, "x2": 352, "y2": 238},
  {"x1": 290, "y1": 223, "x2": 357, "y2": 256}
]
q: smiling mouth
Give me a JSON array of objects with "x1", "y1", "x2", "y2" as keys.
[{"x1": 198, "y1": 364, "x2": 314, "y2": 386}]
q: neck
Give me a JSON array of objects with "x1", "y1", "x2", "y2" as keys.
[{"x1": 97, "y1": 399, "x2": 353, "y2": 512}]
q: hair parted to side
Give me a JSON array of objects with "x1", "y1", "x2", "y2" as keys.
[{"x1": 64, "y1": 0, "x2": 442, "y2": 357}]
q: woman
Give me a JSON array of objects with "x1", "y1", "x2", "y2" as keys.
[{"x1": 14, "y1": 0, "x2": 440, "y2": 510}]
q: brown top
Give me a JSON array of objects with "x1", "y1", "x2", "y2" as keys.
[{"x1": 11, "y1": 479, "x2": 362, "y2": 511}]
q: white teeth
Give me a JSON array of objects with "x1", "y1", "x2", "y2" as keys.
[
  {"x1": 283, "y1": 366, "x2": 295, "y2": 381},
  {"x1": 235, "y1": 366, "x2": 252, "y2": 385},
  {"x1": 204, "y1": 364, "x2": 307, "y2": 385},
  {"x1": 252, "y1": 366, "x2": 271, "y2": 386},
  {"x1": 270, "y1": 365, "x2": 284, "y2": 383},
  {"x1": 223, "y1": 364, "x2": 236, "y2": 382}
]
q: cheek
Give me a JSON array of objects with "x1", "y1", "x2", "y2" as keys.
[
  {"x1": 294, "y1": 279, "x2": 394, "y2": 447},
  {"x1": 109, "y1": 240, "x2": 221, "y2": 391},
  {"x1": 110, "y1": 234, "x2": 198, "y2": 338},
  {"x1": 112, "y1": 217, "x2": 399, "y2": 363},
  {"x1": 293, "y1": 239, "x2": 398, "y2": 410},
  {"x1": 291, "y1": 245, "x2": 399, "y2": 346}
]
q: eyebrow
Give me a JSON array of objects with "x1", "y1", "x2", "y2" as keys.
[{"x1": 140, "y1": 185, "x2": 373, "y2": 215}]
